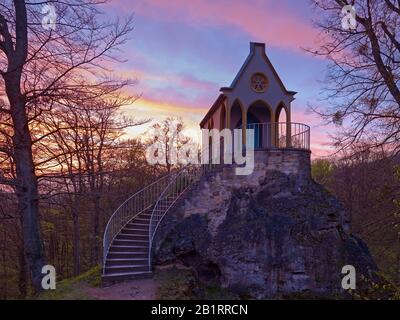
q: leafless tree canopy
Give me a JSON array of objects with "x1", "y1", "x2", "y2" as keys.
[
  {"x1": 0, "y1": 0, "x2": 140, "y2": 292},
  {"x1": 308, "y1": 0, "x2": 400, "y2": 155}
]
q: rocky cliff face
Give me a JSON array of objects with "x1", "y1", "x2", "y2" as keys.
[{"x1": 153, "y1": 162, "x2": 380, "y2": 299}]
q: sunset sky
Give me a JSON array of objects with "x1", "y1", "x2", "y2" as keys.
[{"x1": 106, "y1": 0, "x2": 337, "y2": 157}]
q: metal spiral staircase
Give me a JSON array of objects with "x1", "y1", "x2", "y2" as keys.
[{"x1": 102, "y1": 165, "x2": 211, "y2": 283}]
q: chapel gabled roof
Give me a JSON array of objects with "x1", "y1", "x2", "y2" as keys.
[
  {"x1": 220, "y1": 42, "x2": 297, "y2": 96},
  {"x1": 200, "y1": 42, "x2": 297, "y2": 128}
]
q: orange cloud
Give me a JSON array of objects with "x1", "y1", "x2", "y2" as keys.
[
  {"x1": 122, "y1": 96, "x2": 207, "y2": 142},
  {"x1": 123, "y1": 97, "x2": 335, "y2": 157}
]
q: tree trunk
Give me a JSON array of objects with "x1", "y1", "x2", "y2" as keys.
[
  {"x1": 397, "y1": 231, "x2": 400, "y2": 284},
  {"x1": 91, "y1": 195, "x2": 101, "y2": 265},
  {"x1": 13, "y1": 108, "x2": 45, "y2": 292},
  {"x1": 18, "y1": 238, "x2": 27, "y2": 299},
  {"x1": 2, "y1": 0, "x2": 45, "y2": 293},
  {"x1": 1, "y1": 226, "x2": 7, "y2": 299},
  {"x1": 5, "y1": 77, "x2": 45, "y2": 293},
  {"x1": 72, "y1": 206, "x2": 81, "y2": 276}
]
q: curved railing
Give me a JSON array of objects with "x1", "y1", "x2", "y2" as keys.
[
  {"x1": 148, "y1": 164, "x2": 213, "y2": 270},
  {"x1": 239, "y1": 122, "x2": 310, "y2": 150},
  {"x1": 102, "y1": 172, "x2": 175, "y2": 271}
]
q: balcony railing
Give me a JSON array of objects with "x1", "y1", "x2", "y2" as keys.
[{"x1": 239, "y1": 122, "x2": 310, "y2": 151}]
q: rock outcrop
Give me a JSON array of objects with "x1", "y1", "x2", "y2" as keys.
[{"x1": 153, "y1": 157, "x2": 379, "y2": 299}]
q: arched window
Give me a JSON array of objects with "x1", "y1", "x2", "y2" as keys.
[
  {"x1": 275, "y1": 102, "x2": 290, "y2": 148},
  {"x1": 230, "y1": 99, "x2": 244, "y2": 129},
  {"x1": 220, "y1": 104, "x2": 226, "y2": 130},
  {"x1": 275, "y1": 103, "x2": 288, "y2": 124}
]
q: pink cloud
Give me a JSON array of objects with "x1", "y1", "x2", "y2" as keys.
[
  {"x1": 116, "y1": 65, "x2": 219, "y2": 110},
  {"x1": 112, "y1": 0, "x2": 319, "y2": 52},
  {"x1": 290, "y1": 109, "x2": 337, "y2": 157}
]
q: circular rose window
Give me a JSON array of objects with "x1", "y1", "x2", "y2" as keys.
[{"x1": 250, "y1": 73, "x2": 268, "y2": 93}]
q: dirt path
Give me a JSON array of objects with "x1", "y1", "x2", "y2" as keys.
[{"x1": 85, "y1": 277, "x2": 159, "y2": 300}]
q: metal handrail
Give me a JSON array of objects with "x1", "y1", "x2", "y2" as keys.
[
  {"x1": 237, "y1": 122, "x2": 310, "y2": 150},
  {"x1": 102, "y1": 171, "x2": 175, "y2": 273},
  {"x1": 148, "y1": 164, "x2": 213, "y2": 270}
]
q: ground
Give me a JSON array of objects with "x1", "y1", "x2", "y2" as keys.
[
  {"x1": 35, "y1": 264, "x2": 399, "y2": 300},
  {"x1": 37, "y1": 266, "x2": 158, "y2": 300},
  {"x1": 86, "y1": 278, "x2": 158, "y2": 300},
  {"x1": 36, "y1": 264, "x2": 241, "y2": 300}
]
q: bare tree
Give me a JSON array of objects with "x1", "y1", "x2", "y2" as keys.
[
  {"x1": 145, "y1": 117, "x2": 194, "y2": 173},
  {"x1": 313, "y1": 145, "x2": 400, "y2": 284},
  {"x1": 308, "y1": 0, "x2": 400, "y2": 155},
  {"x1": 393, "y1": 165, "x2": 400, "y2": 283},
  {"x1": 0, "y1": 0, "x2": 134, "y2": 291},
  {"x1": 36, "y1": 92, "x2": 148, "y2": 271}
]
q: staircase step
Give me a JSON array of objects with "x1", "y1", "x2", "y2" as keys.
[
  {"x1": 139, "y1": 213, "x2": 152, "y2": 217},
  {"x1": 116, "y1": 234, "x2": 148, "y2": 241},
  {"x1": 138, "y1": 216, "x2": 152, "y2": 220},
  {"x1": 126, "y1": 223, "x2": 149, "y2": 228},
  {"x1": 125, "y1": 226, "x2": 149, "y2": 231},
  {"x1": 104, "y1": 265, "x2": 149, "y2": 274},
  {"x1": 102, "y1": 271, "x2": 152, "y2": 285},
  {"x1": 107, "y1": 252, "x2": 148, "y2": 259},
  {"x1": 106, "y1": 258, "x2": 147, "y2": 266},
  {"x1": 133, "y1": 218, "x2": 151, "y2": 223},
  {"x1": 121, "y1": 228, "x2": 147, "y2": 235},
  {"x1": 136, "y1": 217, "x2": 151, "y2": 222},
  {"x1": 113, "y1": 239, "x2": 148, "y2": 246},
  {"x1": 109, "y1": 245, "x2": 148, "y2": 253}
]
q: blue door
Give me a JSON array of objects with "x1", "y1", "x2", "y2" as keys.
[
  {"x1": 236, "y1": 114, "x2": 263, "y2": 149},
  {"x1": 247, "y1": 114, "x2": 262, "y2": 149}
]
